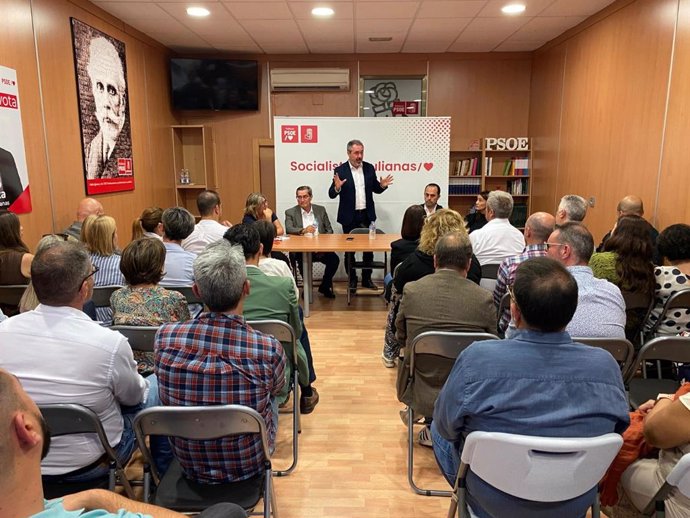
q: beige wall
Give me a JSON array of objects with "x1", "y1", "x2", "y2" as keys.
[
  {"x1": 530, "y1": 0, "x2": 681, "y2": 242},
  {"x1": 1, "y1": 0, "x2": 177, "y2": 249}
]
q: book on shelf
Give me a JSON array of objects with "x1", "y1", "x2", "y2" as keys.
[
  {"x1": 506, "y1": 178, "x2": 529, "y2": 196},
  {"x1": 510, "y1": 202, "x2": 529, "y2": 228},
  {"x1": 449, "y1": 177, "x2": 481, "y2": 195},
  {"x1": 513, "y1": 158, "x2": 529, "y2": 176},
  {"x1": 501, "y1": 159, "x2": 511, "y2": 176}
]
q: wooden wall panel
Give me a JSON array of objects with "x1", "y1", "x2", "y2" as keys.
[{"x1": 657, "y1": 0, "x2": 690, "y2": 231}]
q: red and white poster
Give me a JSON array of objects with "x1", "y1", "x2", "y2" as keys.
[{"x1": 0, "y1": 65, "x2": 32, "y2": 214}]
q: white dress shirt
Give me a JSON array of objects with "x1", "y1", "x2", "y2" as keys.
[
  {"x1": 0, "y1": 304, "x2": 148, "y2": 474},
  {"x1": 301, "y1": 207, "x2": 317, "y2": 233},
  {"x1": 469, "y1": 218, "x2": 525, "y2": 266},
  {"x1": 259, "y1": 256, "x2": 298, "y2": 296},
  {"x1": 160, "y1": 242, "x2": 195, "y2": 286},
  {"x1": 181, "y1": 219, "x2": 229, "y2": 254},
  {"x1": 350, "y1": 163, "x2": 366, "y2": 210}
]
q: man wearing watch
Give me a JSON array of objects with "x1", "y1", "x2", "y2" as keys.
[{"x1": 285, "y1": 185, "x2": 339, "y2": 299}]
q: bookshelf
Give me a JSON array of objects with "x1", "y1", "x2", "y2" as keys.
[
  {"x1": 171, "y1": 125, "x2": 216, "y2": 217},
  {"x1": 448, "y1": 137, "x2": 531, "y2": 228}
]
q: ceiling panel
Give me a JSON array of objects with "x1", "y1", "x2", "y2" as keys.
[
  {"x1": 225, "y1": 1, "x2": 293, "y2": 20},
  {"x1": 417, "y1": 1, "x2": 486, "y2": 19},
  {"x1": 354, "y1": 1, "x2": 420, "y2": 20}
]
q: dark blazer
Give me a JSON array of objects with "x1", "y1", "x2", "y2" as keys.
[
  {"x1": 328, "y1": 161, "x2": 385, "y2": 226},
  {"x1": 284, "y1": 204, "x2": 334, "y2": 235},
  {"x1": 0, "y1": 147, "x2": 24, "y2": 210}
]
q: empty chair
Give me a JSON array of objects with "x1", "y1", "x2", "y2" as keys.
[
  {"x1": 90, "y1": 285, "x2": 120, "y2": 310},
  {"x1": 626, "y1": 336, "x2": 690, "y2": 409},
  {"x1": 133, "y1": 405, "x2": 277, "y2": 517},
  {"x1": 572, "y1": 337, "x2": 635, "y2": 377},
  {"x1": 405, "y1": 331, "x2": 498, "y2": 497},
  {"x1": 347, "y1": 227, "x2": 388, "y2": 305},
  {"x1": 447, "y1": 431, "x2": 623, "y2": 518},
  {"x1": 111, "y1": 325, "x2": 159, "y2": 353},
  {"x1": 479, "y1": 263, "x2": 500, "y2": 292},
  {"x1": 40, "y1": 403, "x2": 134, "y2": 499},
  {"x1": 248, "y1": 319, "x2": 300, "y2": 476}
]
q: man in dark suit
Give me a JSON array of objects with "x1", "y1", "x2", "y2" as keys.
[
  {"x1": 285, "y1": 185, "x2": 340, "y2": 298},
  {"x1": 0, "y1": 147, "x2": 24, "y2": 211},
  {"x1": 328, "y1": 139, "x2": 393, "y2": 291},
  {"x1": 420, "y1": 183, "x2": 443, "y2": 216}
]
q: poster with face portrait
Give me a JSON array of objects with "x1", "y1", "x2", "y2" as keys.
[{"x1": 71, "y1": 18, "x2": 134, "y2": 195}]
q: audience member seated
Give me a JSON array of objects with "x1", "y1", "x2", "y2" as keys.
[
  {"x1": 131, "y1": 206, "x2": 164, "y2": 241},
  {"x1": 609, "y1": 392, "x2": 690, "y2": 518},
  {"x1": 598, "y1": 195, "x2": 661, "y2": 264},
  {"x1": 111, "y1": 238, "x2": 190, "y2": 375},
  {"x1": 590, "y1": 215, "x2": 655, "y2": 342},
  {"x1": 555, "y1": 194, "x2": 588, "y2": 225},
  {"x1": 384, "y1": 204, "x2": 426, "y2": 300},
  {"x1": 159, "y1": 207, "x2": 196, "y2": 287},
  {"x1": 225, "y1": 224, "x2": 319, "y2": 414},
  {"x1": 243, "y1": 192, "x2": 289, "y2": 267},
  {"x1": 182, "y1": 189, "x2": 232, "y2": 254},
  {"x1": 62, "y1": 197, "x2": 104, "y2": 240},
  {"x1": 382, "y1": 209, "x2": 480, "y2": 368},
  {"x1": 493, "y1": 211, "x2": 555, "y2": 334},
  {"x1": 432, "y1": 257, "x2": 630, "y2": 518},
  {"x1": 0, "y1": 210, "x2": 32, "y2": 316},
  {"x1": 81, "y1": 214, "x2": 125, "y2": 323},
  {"x1": 646, "y1": 224, "x2": 690, "y2": 336},
  {"x1": 284, "y1": 185, "x2": 340, "y2": 298},
  {"x1": 396, "y1": 232, "x2": 495, "y2": 444},
  {"x1": 0, "y1": 240, "x2": 162, "y2": 484},
  {"x1": 155, "y1": 241, "x2": 286, "y2": 483},
  {"x1": 420, "y1": 182, "x2": 443, "y2": 216},
  {"x1": 469, "y1": 191, "x2": 525, "y2": 266},
  {"x1": 0, "y1": 368, "x2": 247, "y2": 518},
  {"x1": 546, "y1": 222, "x2": 626, "y2": 338},
  {"x1": 465, "y1": 191, "x2": 489, "y2": 233}
]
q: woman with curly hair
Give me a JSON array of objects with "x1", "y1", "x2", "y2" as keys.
[
  {"x1": 646, "y1": 224, "x2": 690, "y2": 336},
  {"x1": 382, "y1": 209, "x2": 481, "y2": 367},
  {"x1": 589, "y1": 215, "x2": 655, "y2": 341}
]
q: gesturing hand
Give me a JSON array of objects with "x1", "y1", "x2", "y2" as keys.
[
  {"x1": 379, "y1": 174, "x2": 394, "y2": 188},
  {"x1": 333, "y1": 173, "x2": 347, "y2": 191}
]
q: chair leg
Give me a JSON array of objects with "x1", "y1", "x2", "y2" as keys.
[
  {"x1": 274, "y1": 373, "x2": 299, "y2": 477},
  {"x1": 592, "y1": 493, "x2": 600, "y2": 518},
  {"x1": 407, "y1": 407, "x2": 451, "y2": 497}
]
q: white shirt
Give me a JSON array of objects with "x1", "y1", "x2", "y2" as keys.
[
  {"x1": 300, "y1": 207, "x2": 317, "y2": 234},
  {"x1": 424, "y1": 204, "x2": 439, "y2": 216},
  {"x1": 160, "y1": 242, "x2": 195, "y2": 286},
  {"x1": 0, "y1": 304, "x2": 148, "y2": 474},
  {"x1": 469, "y1": 218, "x2": 525, "y2": 266},
  {"x1": 143, "y1": 231, "x2": 163, "y2": 240},
  {"x1": 182, "y1": 219, "x2": 229, "y2": 254},
  {"x1": 350, "y1": 163, "x2": 366, "y2": 210},
  {"x1": 259, "y1": 256, "x2": 298, "y2": 296}
]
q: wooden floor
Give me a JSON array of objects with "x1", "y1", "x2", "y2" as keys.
[{"x1": 270, "y1": 282, "x2": 450, "y2": 517}]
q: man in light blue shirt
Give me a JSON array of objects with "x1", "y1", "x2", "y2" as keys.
[
  {"x1": 432, "y1": 257, "x2": 630, "y2": 518},
  {"x1": 0, "y1": 368, "x2": 245, "y2": 518}
]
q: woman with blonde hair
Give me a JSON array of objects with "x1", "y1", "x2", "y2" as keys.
[
  {"x1": 242, "y1": 192, "x2": 285, "y2": 236},
  {"x1": 382, "y1": 209, "x2": 481, "y2": 367},
  {"x1": 131, "y1": 207, "x2": 164, "y2": 241},
  {"x1": 82, "y1": 214, "x2": 125, "y2": 322}
]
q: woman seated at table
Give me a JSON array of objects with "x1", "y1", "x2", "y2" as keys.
[
  {"x1": 243, "y1": 192, "x2": 289, "y2": 266},
  {"x1": 111, "y1": 238, "x2": 190, "y2": 374}
]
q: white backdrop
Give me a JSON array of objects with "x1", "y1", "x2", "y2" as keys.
[{"x1": 273, "y1": 117, "x2": 451, "y2": 238}]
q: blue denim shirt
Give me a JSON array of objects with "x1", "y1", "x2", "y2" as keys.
[{"x1": 433, "y1": 329, "x2": 630, "y2": 518}]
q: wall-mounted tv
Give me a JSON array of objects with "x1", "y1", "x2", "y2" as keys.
[{"x1": 170, "y1": 58, "x2": 259, "y2": 111}]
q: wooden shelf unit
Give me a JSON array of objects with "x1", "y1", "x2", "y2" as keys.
[
  {"x1": 448, "y1": 138, "x2": 531, "y2": 228},
  {"x1": 171, "y1": 125, "x2": 215, "y2": 217}
]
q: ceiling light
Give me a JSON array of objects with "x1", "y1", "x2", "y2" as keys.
[
  {"x1": 312, "y1": 7, "x2": 334, "y2": 17},
  {"x1": 187, "y1": 6, "x2": 210, "y2": 17},
  {"x1": 369, "y1": 37, "x2": 393, "y2": 42},
  {"x1": 501, "y1": 3, "x2": 526, "y2": 15}
]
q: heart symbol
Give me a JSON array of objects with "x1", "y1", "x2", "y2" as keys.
[{"x1": 423, "y1": 163, "x2": 433, "y2": 171}]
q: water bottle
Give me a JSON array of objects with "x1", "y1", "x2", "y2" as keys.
[
  {"x1": 369, "y1": 221, "x2": 376, "y2": 240},
  {"x1": 313, "y1": 220, "x2": 319, "y2": 236}
]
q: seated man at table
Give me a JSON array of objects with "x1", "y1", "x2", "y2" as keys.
[
  {"x1": 432, "y1": 257, "x2": 630, "y2": 518},
  {"x1": 285, "y1": 185, "x2": 340, "y2": 298}
]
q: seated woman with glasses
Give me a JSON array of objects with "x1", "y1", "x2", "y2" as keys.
[
  {"x1": 111, "y1": 238, "x2": 190, "y2": 375},
  {"x1": 0, "y1": 211, "x2": 33, "y2": 315}
]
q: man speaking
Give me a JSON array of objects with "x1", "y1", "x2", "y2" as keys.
[{"x1": 328, "y1": 139, "x2": 393, "y2": 292}]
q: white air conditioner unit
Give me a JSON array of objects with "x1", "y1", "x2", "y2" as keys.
[{"x1": 270, "y1": 68, "x2": 350, "y2": 92}]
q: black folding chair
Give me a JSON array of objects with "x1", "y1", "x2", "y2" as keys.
[{"x1": 111, "y1": 325, "x2": 159, "y2": 352}]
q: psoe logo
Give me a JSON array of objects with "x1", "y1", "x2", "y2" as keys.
[
  {"x1": 281, "y1": 125, "x2": 299, "y2": 143},
  {"x1": 301, "y1": 125, "x2": 318, "y2": 143}
]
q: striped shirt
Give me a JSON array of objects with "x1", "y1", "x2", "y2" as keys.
[
  {"x1": 90, "y1": 253, "x2": 125, "y2": 323},
  {"x1": 155, "y1": 312, "x2": 286, "y2": 483}
]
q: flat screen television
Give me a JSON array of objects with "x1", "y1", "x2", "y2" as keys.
[{"x1": 170, "y1": 58, "x2": 259, "y2": 111}]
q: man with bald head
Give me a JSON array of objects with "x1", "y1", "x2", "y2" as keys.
[
  {"x1": 62, "y1": 197, "x2": 104, "y2": 240},
  {"x1": 597, "y1": 195, "x2": 661, "y2": 263},
  {"x1": 493, "y1": 211, "x2": 556, "y2": 334}
]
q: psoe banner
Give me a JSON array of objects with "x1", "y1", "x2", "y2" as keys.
[
  {"x1": 273, "y1": 117, "x2": 450, "y2": 237},
  {"x1": 0, "y1": 65, "x2": 32, "y2": 214}
]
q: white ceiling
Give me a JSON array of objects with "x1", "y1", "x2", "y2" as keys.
[{"x1": 92, "y1": 0, "x2": 616, "y2": 54}]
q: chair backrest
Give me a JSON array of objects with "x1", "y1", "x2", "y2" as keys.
[
  {"x1": 90, "y1": 286, "x2": 120, "y2": 308},
  {"x1": 248, "y1": 319, "x2": 298, "y2": 368},
  {"x1": 666, "y1": 453, "x2": 690, "y2": 498},
  {"x1": 165, "y1": 286, "x2": 203, "y2": 305},
  {"x1": 627, "y1": 336, "x2": 690, "y2": 383},
  {"x1": 410, "y1": 331, "x2": 498, "y2": 371},
  {"x1": 133, "y1": 405, "x2": 270, "y2": 483},
  {"x1": 571, "y1": 337, "x2": 635, "y2": 375},
  {"x1": 647, "y1": 288, "x2": 690, "y2": 337},
  {"x1": 481, "y1": 263, "x2": 500, "y2": 280},
  {"x1": 111, "y1": 325, "x2": 160, "y2": 352},
  {"x1": 349, "y1": 228, "x2": 385, "y2": 235},
  {"x1": 459, "y1": 431, "x2": 623, "y2": 503},
  {"x1": 0, "y1": 284, "x2": 27, "y2": 306},
  {"x1": 622, "y1": 290, "x2": 653, "y2": 312}
]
